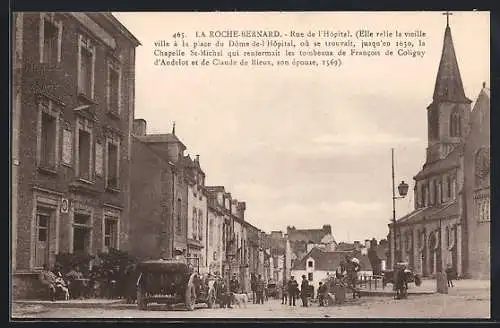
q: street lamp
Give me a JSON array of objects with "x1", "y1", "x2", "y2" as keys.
[{"x1": 391, "y1": 148, "x2": 409, "y2": 269}]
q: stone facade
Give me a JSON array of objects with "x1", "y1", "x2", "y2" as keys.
[
  {"x1": 130, "y1": 119, "x2": 189, "y2": 260},
  {"x1": 183, "y1": 155, "x2": 208, "y2": 273},
  {"x1": 462, "y1": 86, "x2": 490, "y2": 279},
  {"x1": 12, "y1": 12, "x2": 140, "y2": 299},
  {"x1": 390, "y1": 20, "x2": 490, "y2": 279}
]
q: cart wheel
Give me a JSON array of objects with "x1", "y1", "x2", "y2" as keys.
[
  {"x1": 207, "y1": 288, "x2": 216, "y2": 309},
  {"x1": 185, "y1": 274, "x2": 197, "y2": 311},
  {"x1": 137, "y1": 284, "x2": 147, "y2": 310}
]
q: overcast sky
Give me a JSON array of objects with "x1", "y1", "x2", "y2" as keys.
[{"x1": 114, "y1": 11, "x2": 489, "y2": 242}]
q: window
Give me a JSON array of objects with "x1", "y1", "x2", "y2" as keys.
[
  {"x1": 40, "y1": 112, "x2": 57, "y2": 168},
  {"x1": 106, "y1": 138, "x2": 120, "y2": 189},
  {"x1": 78, "y1": 130, "x2": 91, "y2": 180},
  {"x1": 192, "y1": 208, "x2": 198, "y2": 239},
  {"x1": 107, "y1": 60, "x2": 121, "y2": 114},
  {"x1": 428, "y1": 107, "x2": 439, "y2": 139},
  {"x1": 104, "y1": 216, "x2": 118, "y2": 251},
  {"x1": 447, "y1": 176, "x2": 452, "y2": 199},
  {"x1": 39, "y1": 13, "x2": 61, "y2": 64},
  {"x1": 37, "y1": 98, "x2": 60, "y2": 170},
  {"x1": 446, "y1": 227, "x2": 450, "y2": 248},
  {"x1": 307, "y1": 260, "x2": 314, "y2": 268},
  {"x1": 73, "y1": 213, "x2": 91, "y2": 253},
  {"x1": 176, "y1": 199, "x2": 182, "y2": 233},
  {"x1": 438, "y1": 181, "x2": 443, "y2": 204},
  {"x1": 76, "y1": 117, "x2": 93, "y2": 181},
  {"x1": 308, "y1": 272, "x2": 313, "y2": 281},
  {"x1": 35, "y1": 210, "x2": 51, "y2": 268},
  {"x1": 198, "y1": 209, "x2": 203, "y2": 241},
  {"x1": 450, "y1": 111, "x2": 462, "y2": 137},
  {"x1": 208, "y1": 219, "x2": 214, "y2": 247},
  {"x1": 78, "y1": 35, "x2": 95, "y2": 99}
]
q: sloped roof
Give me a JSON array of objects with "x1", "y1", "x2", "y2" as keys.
[
  {"x1": 395, "y1": 201, "x2": 459, "y2": 226},
  {"x1": 137, "y1": 133, "x2": 185, "y2": 147},
  {"x1": 287, "y1": 229, "x2": 328, "y2": 243},
  {"x1": 414, "y1": 144, "x2": 461, "y2": 180},
  {"x1": 292, "y1": 248, "x2": 372, "y2": 271},
  {"x1": 431, "y1": 24, "x2": 471, "y2": 104},
  {"x1": 336, "y1": 242, "x2": 356, "y2": 252}
]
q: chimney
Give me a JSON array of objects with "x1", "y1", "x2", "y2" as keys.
[
  {"x1": 195, "y1": 154, "x2": 200, "y2": 162},
  {"x1": 133, "y1": 119, "x2": 147, "y2": 136},
  {"x1": 322, "y1": 224, "x2": 332, "y2": 234},
  {"x1": 237, "y1": 202, "x2": 246, "y2": 220}
]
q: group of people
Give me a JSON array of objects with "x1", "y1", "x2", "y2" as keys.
[
  {"x1": 39, "y1": 264, "x2": 86, "y2": 301},
  {"x1": 250, "y1": 273, "x2": 267, "y2": 304},
  {"x1": 281, "y1": 275, "x2": 312, "y2": 307}
]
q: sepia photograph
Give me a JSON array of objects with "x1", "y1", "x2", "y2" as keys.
[{"x1": 10, "y1": 11, "x2": 490, "y2": 319}]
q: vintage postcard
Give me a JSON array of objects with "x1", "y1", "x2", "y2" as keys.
[{"x1": 11, "y1": 11, "x2": 490, "y2": 319}]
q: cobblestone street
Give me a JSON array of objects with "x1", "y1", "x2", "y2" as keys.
[{"x1": 13, "y1": 280, "x2": 490, "y2": 319}]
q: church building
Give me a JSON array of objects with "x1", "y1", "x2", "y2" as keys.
[{"x1": 389, "y1": 17, "x2": 490, "y2": 279}]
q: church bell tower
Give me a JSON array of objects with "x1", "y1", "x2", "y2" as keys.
[{"x1": 426, "y1": 12, "x2": 472, "y2": 165}]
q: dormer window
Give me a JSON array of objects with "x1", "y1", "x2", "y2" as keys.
[
  {"x1": 307, "y1": 260, "x2": 314, "y2": 268},
  {"x1": 39, "y1": 13, "x2": 62, "y2": 65}
]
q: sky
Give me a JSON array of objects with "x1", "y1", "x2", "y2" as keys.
[{"x1": 113, "y1": 11, "x2": 490, "y2": 242}]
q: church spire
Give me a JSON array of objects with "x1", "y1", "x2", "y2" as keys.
[{"x1": 432, "y1": 12, "x2": 471, "y2": 104}]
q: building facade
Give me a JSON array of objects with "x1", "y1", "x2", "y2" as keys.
[
  {"x1": 12, "y1": 12, "x2": 140, "y2": 298},
  {"x1": 130, "y1": 119, "x2": 189, "y2": 260},
  {"x1": 390, "y1": 20, "x2": 490, "y2": 279},
  {"x1": 462, "y1": 85, "x2": 490, "y2": 279},
  {"x1": 184, "y1": 155, "x2": 208, "y2": 273}
]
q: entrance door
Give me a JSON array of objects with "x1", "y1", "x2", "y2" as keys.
[{"x1": 35, "y1": 212, "x2": 50, "y2": 268}]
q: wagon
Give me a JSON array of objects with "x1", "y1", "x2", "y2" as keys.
[{"x1": 135, "y1": 258, "x2": 215, "y2": 311}]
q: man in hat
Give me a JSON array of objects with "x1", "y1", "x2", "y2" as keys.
[
  {"x1": 287, "y1": 275, "x2": 298, "y2": 306},
  {"x1": 300, "y1": 275, "x2": 309, "y2": 307}
]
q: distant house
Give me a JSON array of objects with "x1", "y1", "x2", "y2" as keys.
[
  {"x1": 290, "y1": 248, "x2": 372, "y2": 292},
  {"x1": 287, "y1": 225, "x2": 337, "y2": 266}
]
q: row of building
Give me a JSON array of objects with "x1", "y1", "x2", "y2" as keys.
[
  {"x1": 11, "y1": 12, "x2": 273, "y2": 299},
  {"x1": 387, "y1": 19, "x2": 490, "y2": 280}
]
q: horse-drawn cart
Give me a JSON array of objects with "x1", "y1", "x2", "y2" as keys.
[{"x1": 135, "y1": 259, "x2": 215, "y2": 311}]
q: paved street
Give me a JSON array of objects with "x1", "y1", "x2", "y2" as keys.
[{"x1": 12, "y1": 280, "x2": 490, "y2": 319}]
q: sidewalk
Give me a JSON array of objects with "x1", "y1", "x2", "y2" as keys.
[{"x1": 13, "y1": 298, "x2": 126, "y2": 309}]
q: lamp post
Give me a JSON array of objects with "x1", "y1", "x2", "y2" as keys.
[{"x1": 391, "y1": 148, "x2": 409, "y2": 269}]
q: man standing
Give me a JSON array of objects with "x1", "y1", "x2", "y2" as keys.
[
  {"x1": 230, "y1": 273, "x2": 240, "y2": 293},
  {"x1": 256, "y1": 274, "x2": 266, "y2": 304},
  {"x1": 287, "y1": 276, "x2": 298, "y2": 306},
  {"x1": 300, "y1": 275, "x2": 309, "y2": 307},
  {"x1": 281, "y1": 280, "x2": 288, "y2": 305},
  {"x1": 446, "y1": 264, "x2": 455, "y2": 288},
  {"x1": 250, "y1": 273, "x2": 257, "y2": 303},
  {"x1": 317, "y1": 281, "x2": 328, "y2": 306}
]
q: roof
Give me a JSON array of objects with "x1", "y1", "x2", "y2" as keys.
[
  {"x1": 105, "y1": 13, "x2": 142, "y2": 46},
  {"x1": 335, "y1": 243, "x2": 356, "y2": 252},
  {"x1": 292, "y1": 248, "x2": 372, "y2": 271},
  {"x1": 395, "y1": 200, "x2": 459, "y2": 226},
  {"x1": 287, "y1": 228, "x2": 330, "y2": 244},
  {"x1": 414, "y1": 144, "x2": 461, "y2": 180},
  {"x1": 430, "y1": 24, "x2": 471, "y2": 105},
  {"x1": 137, "y1": 133, "x2": 185, "y2": 148}
]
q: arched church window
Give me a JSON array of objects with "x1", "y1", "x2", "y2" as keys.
[
  {"x1": 450, "y1": 110, "x2": 461, "y2": 137},
  {"x1": 429, "y1": 107, "x2": 439, "y2": 139}
]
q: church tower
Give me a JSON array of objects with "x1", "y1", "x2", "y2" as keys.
[{"x1": 426, "y1": 14, "x2": 472, "y2": 165}]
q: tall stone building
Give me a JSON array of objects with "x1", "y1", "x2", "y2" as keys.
[
  {"x1": 11, "y1": 12, "x2": 140, "y2": 298},
  {"x1": 183, "y1": 154, "x2": 208, "y2": 272},
  {"x1": 130, "y1": 119, "x2": 189, "y2": 260},
  {"x1": 389, "y1": 19, "x2": 490, "y2": 279}
]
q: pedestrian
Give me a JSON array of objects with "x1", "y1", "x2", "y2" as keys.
[
  {"x1": 317, "y1": 281, "x2": 328, "y2": 306},
  {"x1": 250, "y1": 273, "x2": 257, "y2": 304},
  {"x1": 287, "y1": 276, "x2": 298, "y2": 306},
  {"x1": 300, "y1": 275, "x2": 309, "y2": 307},
  {"x1": 256, "y1": 274, "x2": 265, "y2": 304},
  {"x1": 281, "y1": 280, "x2": 288, "y2": 304},
  {"x1": 446, "y1": 264, "x2": 455, "y2": 288},
  {"x1": 230, "y1": 273, "x2": 240, "y2": 293}
]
